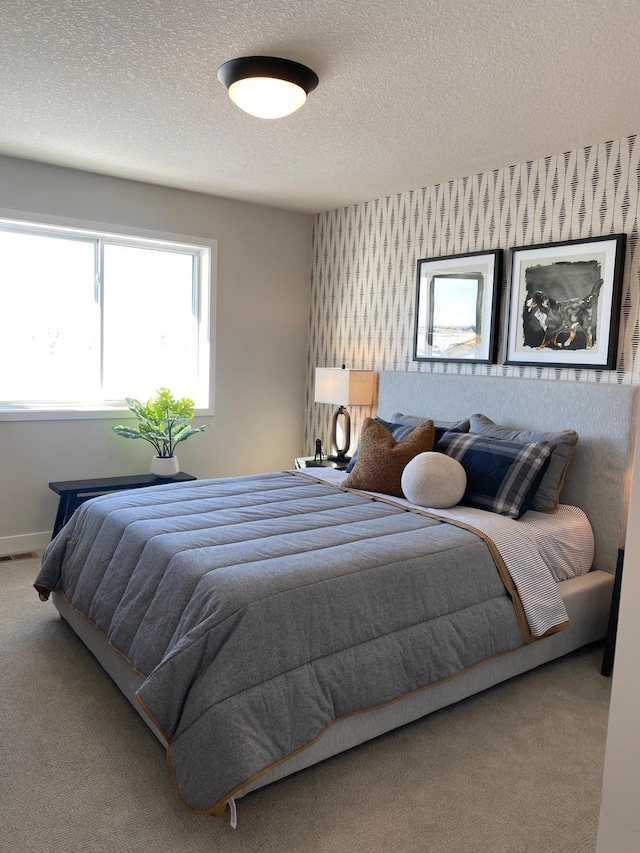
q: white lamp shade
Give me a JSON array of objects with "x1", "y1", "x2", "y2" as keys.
[
  {"x1": 228, "y1": 77, "x2": 307, "y2": 119},
  {"x1": 314, "y1": 368, "x2": 376, "y2": 406}
]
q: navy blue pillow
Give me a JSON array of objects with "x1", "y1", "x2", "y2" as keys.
[
  {"x1": 437, "y1": 431, "x2": 553, "y2": 519},
  {"x1": 390, "y1": 413, "x2": 471, "y2": 450}
]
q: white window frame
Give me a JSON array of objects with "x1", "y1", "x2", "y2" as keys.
[{"x1": 0, "y1": 208, "x2": 216, "y2": 421}]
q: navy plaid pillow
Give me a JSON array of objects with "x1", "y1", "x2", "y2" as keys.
[{"x1": 438, "y1": 431, "x2": 553, "y2": 519}]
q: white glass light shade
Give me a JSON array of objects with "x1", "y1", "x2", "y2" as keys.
[
  {"x1": 314, "y1": 368, "x2": 377, "y2": 406},
  {"x1": 228, "y1": 77, "x2": 307, "y2": 119}
]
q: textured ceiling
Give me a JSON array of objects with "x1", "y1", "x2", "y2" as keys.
[{"x1": 1, "y1": 0, "x2": 639, "y2": 214}]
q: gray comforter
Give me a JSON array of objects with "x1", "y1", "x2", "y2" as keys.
[{"x1": 35, "y1": 471, "x2": 526, "y2": 812}]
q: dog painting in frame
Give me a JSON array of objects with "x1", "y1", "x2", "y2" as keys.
[{"x1": 521, "y1": 260, "x2": 604, "y2": 351}]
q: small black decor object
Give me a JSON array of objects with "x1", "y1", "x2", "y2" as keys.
[{"x1": 314, "y1": 438, "x2": 324, "y2": 461}]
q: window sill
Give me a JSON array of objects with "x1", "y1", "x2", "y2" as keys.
[{"x1": 0, "y1": 405, "x2": 214, "y2": 422}]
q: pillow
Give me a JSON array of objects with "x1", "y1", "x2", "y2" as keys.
[
  {"x1": 342, "y1": 417, "x2": 435, "y2": 498},
  {"x1": 437, "y1": 431, "x2": 554, "y2": 519},
  {"x1": 345, "y1": 416, "x2": 419, "y2": 473},
  {"x1": 468, "y1": 414, "x2": 578, "y2": 512},
  {"x1": 401, "y1": 452, "x2": 467, "y2": 508},
  {"x1": 391, "y1": 412, "x2": 471, "y2": 447}
]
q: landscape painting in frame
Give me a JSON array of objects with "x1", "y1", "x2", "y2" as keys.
[
  {"x1": 413, "y1": 250, "x2": 502, "y2": 364},
  {"x1": 505, "y1": 235, "x2": 626, "y2": 369}
]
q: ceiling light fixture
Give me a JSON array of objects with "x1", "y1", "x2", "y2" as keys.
[{"x1": 217, "y1": 56, "x2": 319, "y2": 119}]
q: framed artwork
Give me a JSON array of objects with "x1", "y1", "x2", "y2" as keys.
[
  {"x1": 504, "y1": 235, "x2": 626, "y2": 369},
  {"x1": 413, "y1": 249, "x2": 503, "y2": 364}
]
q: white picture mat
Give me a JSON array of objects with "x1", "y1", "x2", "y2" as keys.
[
  {"x1": 506, "y1": 239, "x2": 619, "y2": 366},
  {"x1": 415, "y1": 254, "x2": 497, "y2": 361}
]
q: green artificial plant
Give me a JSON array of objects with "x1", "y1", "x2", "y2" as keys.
[{"x1": 113, "y1": 388, "x2": 208, "y2": 458}]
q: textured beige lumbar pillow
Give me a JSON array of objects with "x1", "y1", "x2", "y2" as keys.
[
  {"x1": 342, "y1": 417, "x2": 435, "y2": 498},
  {"x1": 401, "y1": 451, "x2": 467, "y2": 508}
]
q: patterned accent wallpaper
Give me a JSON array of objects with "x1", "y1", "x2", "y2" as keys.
[{"x1": 305, "y1": 134, "x2": 640, "y2": 455}]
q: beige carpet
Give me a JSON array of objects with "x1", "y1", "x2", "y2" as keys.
[{"x1": 1, "y1": 557, "x2": 611, "y2": 853}]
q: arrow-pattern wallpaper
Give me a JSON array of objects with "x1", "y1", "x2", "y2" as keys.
[{"x1": 304, "y1": 134, "x2": 640, "y2": 456}]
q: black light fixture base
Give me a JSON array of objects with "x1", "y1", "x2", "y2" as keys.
[{"x1": 217, "y1": 56, "x2": 319, "y2": 94}]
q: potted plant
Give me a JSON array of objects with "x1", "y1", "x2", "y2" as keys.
[{"x1": 113, "y1": 388, "x2": 208, "y2": 476}]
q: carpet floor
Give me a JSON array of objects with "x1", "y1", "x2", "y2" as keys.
[{"x1": 0, "y1": 557, "x2": 611, "y2": 853}]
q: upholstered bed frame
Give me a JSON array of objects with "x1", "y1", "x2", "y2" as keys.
[
  {"x1": 377, "y1": 371, "x2": 636, "y2": 576},
  {"x1": 52, "y1": 371, "x2": 638, "y2": 809}
]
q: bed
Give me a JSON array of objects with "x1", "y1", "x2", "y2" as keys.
[{"x1": 34, "y1": 371, "x2": 637, "y2": 820}]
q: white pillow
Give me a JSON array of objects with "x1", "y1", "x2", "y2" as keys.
[{"x1": 401, "y1": 452, "x2": 467, "y2": 508}]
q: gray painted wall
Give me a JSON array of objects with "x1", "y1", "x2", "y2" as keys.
[
  {"x1": 0, "y1": 156, "x2": 312, "y2": 552},
  {"x1": 597, "y1": 413, "x2": 640, "y2": 850}
]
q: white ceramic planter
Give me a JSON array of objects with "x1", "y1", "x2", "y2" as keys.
[{"x1": 150, "y1": 455, "x2": 180, "y2": 477}]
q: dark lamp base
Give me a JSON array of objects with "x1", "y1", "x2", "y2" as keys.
[{"x1": 330, "y1": 406, "x2": 352, "y2": 459}]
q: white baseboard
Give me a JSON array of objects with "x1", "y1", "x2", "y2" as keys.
[{"x1": 0, "y1": 531, "x2": 50, "y2": 557}]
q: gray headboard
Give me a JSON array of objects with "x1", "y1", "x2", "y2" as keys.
[{"x1": 378, "y1": 371, "x2": 638, "y2": 575}]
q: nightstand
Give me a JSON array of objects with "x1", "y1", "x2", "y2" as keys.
[
  {"x1": 49, "y1": 472, "x2": 197, "y2": 539},
  {"x1": 295, "y1": 456, "x2": 350, "y2": 472}
]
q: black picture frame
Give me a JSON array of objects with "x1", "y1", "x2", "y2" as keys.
[
  {"x1": 504, "y1": 234, "x2": 626, "y2": 369},
  {"x1": 413, "y1": 249, "x2": 503, "y2": 364}
]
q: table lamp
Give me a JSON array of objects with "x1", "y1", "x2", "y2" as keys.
[{"x1": 314, "y1": 366, "x2": 377, "y2": 463}]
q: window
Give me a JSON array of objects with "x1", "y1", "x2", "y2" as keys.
[{"x1": 0, "y1": 213, "x2": 214, "y2": 418}]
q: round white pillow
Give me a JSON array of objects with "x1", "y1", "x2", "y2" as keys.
[{"x1": 401, "y1": 452, "x2": 467, "y2": 508}]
